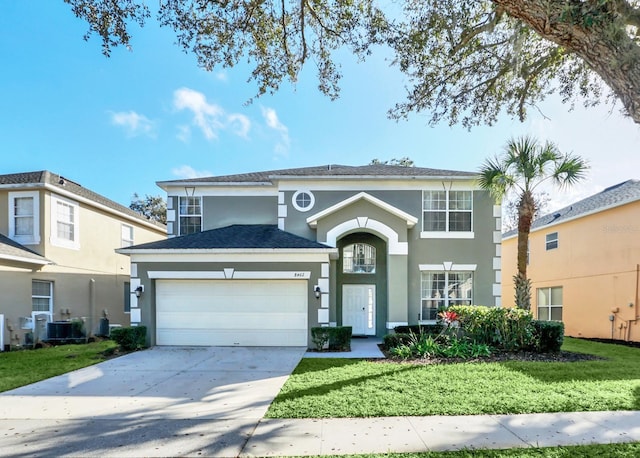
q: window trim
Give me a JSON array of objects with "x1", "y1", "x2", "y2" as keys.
[
  {"x1": 421, "y1": 190, "x2": 474, "y2": 239},
  {"x1": 419, "y1": 270, "x2": 474, "y2": 322},
  {"x1": 8, "y1": 191, "x2": 40, "y2": 245},
  {"x1": 178, "y1": 196, "x2": 203, "y2": 236},
  {"x1": 537, "y1": 286, "x2": 563, "y2": 321},
  {"x1": 546, "y1": 232, "x2": 558, "y2": 250},
  {"x1": 292, "y1": 190, "x2": 315, "y2": 212},
  {"x1": 32, "y1": 280, "x2": 53, "y2": 318},
  {"x1": 50, "y1": 194, "x2": 80, "y2": 250}
]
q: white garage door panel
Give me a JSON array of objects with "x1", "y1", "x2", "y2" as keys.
[
  {"x1": 156, "y1": 279, "x2": 308, "y2": 346},
  {"x1": 156, "y1": 312, "x2": 307, "y2": 330},
  {"x1": 156, "y1": 329, "x2": 307, "y2": 347}
]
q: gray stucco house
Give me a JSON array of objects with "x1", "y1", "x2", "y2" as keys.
[{"x1": 118, "y1": 164, "x2": 502, "y2": 347}]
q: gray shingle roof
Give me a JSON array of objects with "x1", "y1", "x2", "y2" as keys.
[
  {"x1": 503, "y1": 179, "x2": 640, "y2": 237},
  {"x1": 123, "y1": 225, "x2": 332, "y2": 250},
  {"x1": 0, "y1": 171, "x2": 165, "y2": 229},
  {"x1": 0, "y1": 233, "x2": 50, "y2": 265},
  {"x1": 157, "y1": 164, "x2": 477, "y2": 185}
]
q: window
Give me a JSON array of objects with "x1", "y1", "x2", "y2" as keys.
[
  {"x1": 179, "y1": 196, "x2": 202, "y2": 235},
  {"x1": 51, "y1": 195, "x2": 79, "y2": 249},
  {"x1": 9, "y1": 191, "x2": 40, "y2": 244},
  {"x1": 343, "y1": 243, "x2": 376, "y2": 273},
  {"x1": 121, "y1": 224, "x2": 134, "y2": 247},
  {"x1": 537, "y1": 287, "x2": 562, "y2": 321},
  {"x1": 421, "y1": 271, "x2": 473, "y2": 320},
  {"x1": 546, "y1": 232, "x2": 558, "y2": 250},
  {"x1": 292, "y1": 190, "x2": 315, "y2": 212},
  {"x1": 422, "y1": 190, "x2": 472, "y2": 234},
  {"x1": 32, "y1": 280, "x2": 53, "y2": 315}
]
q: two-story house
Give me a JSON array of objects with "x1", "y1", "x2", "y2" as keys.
[
  {"x1": 0, "y1": 171, "x2": 166, "y2": 349},
  {"x1": 502, "y1": 179, "x2": 640, "y2": 342},
  {"x1": 118, "y1": 164, "x2": 501, "y2": 347}
]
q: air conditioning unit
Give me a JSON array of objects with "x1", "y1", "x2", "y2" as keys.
[{"x1": 19, "y1": 316, "x2": 33, "y2": 330}]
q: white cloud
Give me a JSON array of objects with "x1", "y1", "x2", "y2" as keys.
[
  {"x1": 171, "y1": 165, "x2": 213, "y2": 179},
  {"x1": 110, "y1": 111, "x2": 155, "y2": 137},
  {"x1": 261, "y1": 106, "x2": 290, "y2": 156},
  {"x1": 173, "y1": 87, "x2": 251, "y2": 140},
  {"x1": 228, "y1": 114, "x2": 251, "y2": 138}
]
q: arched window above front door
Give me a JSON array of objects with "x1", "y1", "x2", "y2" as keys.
[{"x1": 343, "y1": 243, "x2": 376, "y2": 273}]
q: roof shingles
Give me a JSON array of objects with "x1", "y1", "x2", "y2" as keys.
[
  {"x1": 503, "y1": 179, "x2": 640, "y2": 237},
  {"x1": 124, "y1": 225, "x2": 332, "y2": 250},
  {"x1": 158, "y1": 164, "x2": 477, "y2": 185}
]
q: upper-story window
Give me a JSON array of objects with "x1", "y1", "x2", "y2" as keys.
[
  {"x1": 9, "y1": 191, "x2": 40, "y2": 245},
  {"x1": 121, "y1": 224, "x2": 134, "y2": 247},
  {"x1": 292, "y1": 190, "x2": 315, "y2": 212},
  {"x1": 179, "y1": 196, "x2": 202, "y2": 235},
  {"x1": 51, "y1": 195, "x2": 80, "y2": 249},
  {"x1": 343, "y1": 243, "x2": 376, "y2": 273},
  {"x1": 422, "y1": 190, "x2": 473, "y2": 237},
  {"x1": 546, "y1": 232, "x2": 558, "y2": 250}
]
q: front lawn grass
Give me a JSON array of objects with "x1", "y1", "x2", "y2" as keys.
[
  {"x1": 317, "y1": 442, "x2": 640, "y2": 457},
  {"x1": 0, "y1": 340, "x2": 118, "y2": 393},
  {"x1": 266, "y1": 338, "x2": 640, "y2": 418}
]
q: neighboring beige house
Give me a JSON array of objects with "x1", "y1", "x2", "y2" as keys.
[
  {"x1": 0, "y1": 171, "x2": 166, "y2": 349},
  {"x1": 502, "y1": 180, "x2": 640, "y2": 342}
]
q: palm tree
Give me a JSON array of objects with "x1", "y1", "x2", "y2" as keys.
[{"x1": 478, "y1": 136, "x2": 589, "y2": 310}]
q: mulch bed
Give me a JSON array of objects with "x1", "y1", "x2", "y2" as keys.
[{"x1": 377, "y1": 345, "x2": 603, "y2": 365}]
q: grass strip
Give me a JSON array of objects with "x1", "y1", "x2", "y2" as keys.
[
  {"x1": 312, "y1": 442, "x2": 640, "y2": 457},
  {"x1": 0, "y1": 341, "x2": 118, "y2": 392}
]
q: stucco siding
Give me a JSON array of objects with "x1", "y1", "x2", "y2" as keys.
[{"x1": 201, "y1": 196, "x2": 277, "y2": 231}]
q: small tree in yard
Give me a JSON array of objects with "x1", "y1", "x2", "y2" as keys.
[{"x1": 478, "y1": 136, "x2": 588, "y2": 310}]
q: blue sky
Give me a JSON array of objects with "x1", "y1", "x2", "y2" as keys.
[{"x1": 2, "y1": 2, "x2": 639, "y2": 211}]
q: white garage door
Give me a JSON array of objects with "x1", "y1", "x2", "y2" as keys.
[{"x1": 156, "y1": 279, "x2": 308, "y2": 346}]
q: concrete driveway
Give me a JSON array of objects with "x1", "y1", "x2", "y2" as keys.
[{"x1": 0, "y1": 346, "x2": 305, "y2": 457}]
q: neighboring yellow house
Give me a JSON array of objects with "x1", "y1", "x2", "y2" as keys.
[
  {"x1": 502, "y1": 180, "x2": 640, "y2": 342},
  {"x1": 0, "y1": 171, "x2": 166, "y2": 349}
]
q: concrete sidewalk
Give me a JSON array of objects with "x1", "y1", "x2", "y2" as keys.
[{"x1": 242, "y1": 411, "x2": 640, "y2": 456}]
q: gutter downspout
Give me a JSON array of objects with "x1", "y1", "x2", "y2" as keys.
[
  {"x1": 89, "y1": 278, "x2": 95, "y2": 342},
  {"x1": 627, "y1": 264, "x2": 640, "y2": 341}
]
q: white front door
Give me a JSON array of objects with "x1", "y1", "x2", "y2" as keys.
[{"x1": 342, "y1": 284, "x2": 376, "y2": 335}]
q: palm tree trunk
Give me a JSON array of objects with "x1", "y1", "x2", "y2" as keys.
[{"x1": 515, "y1": 190, "x2": 536, "y2": 309}]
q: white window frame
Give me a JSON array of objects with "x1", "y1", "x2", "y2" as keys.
[
  {"x1": 50, "y1": 194, "x2": 80, "y2": 250},
  {"x1": 421, "y1": 190, "x2": 474, "y2": 239},
  {"x1": 292, "y1": 190, "x2": 315, "y2": 212},
  {"x1": 178, "y1": 196, "x2": 203, "y2": 236},
  {"x1": 419, "y1": 268, "x2": 474, "y2": 322},
  {"x1": 546, "y1": 232, "x2": 558, "y2": 250},
  {"x1": 8, "y1": 191, "x2": 40, "y2": 245},
  {"x1": 537, "y1": 286, "x2": 563, "y2": 321},
  {"x1": 121, "y1": 224, "x2": 134, "y2": 248},
  {"x1": 32, "y1": 280, "x2": 54, "y2": 320}
]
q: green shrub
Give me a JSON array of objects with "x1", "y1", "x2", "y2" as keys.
[
  {"x1": 393, "y1": 324, "x2": 443, "y2": 335},
  {"x1": 311, "y1": 327, "x2": 331, "y2": 350},
  {"x1": 449, "y1": 305, "x2": 535, "y2": 351},
  {"x1": 531, "y1": 320, "x2": 564, "y2": 353},
  {"x1": 310, "y1": 326, "x2": 352, "y2": 351},
  {"x1": 329, "y1": 326, "x2": 352, "y2": 351},
  {"x1": 388, "y1": 332, "x2": 494, "y2": 360},
  {"x1": 382, "y1": 333, "x2": 414, "y2": 350},
  {"x1": 110, "y1": 326, "x2": 147, "y2": 351}
]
